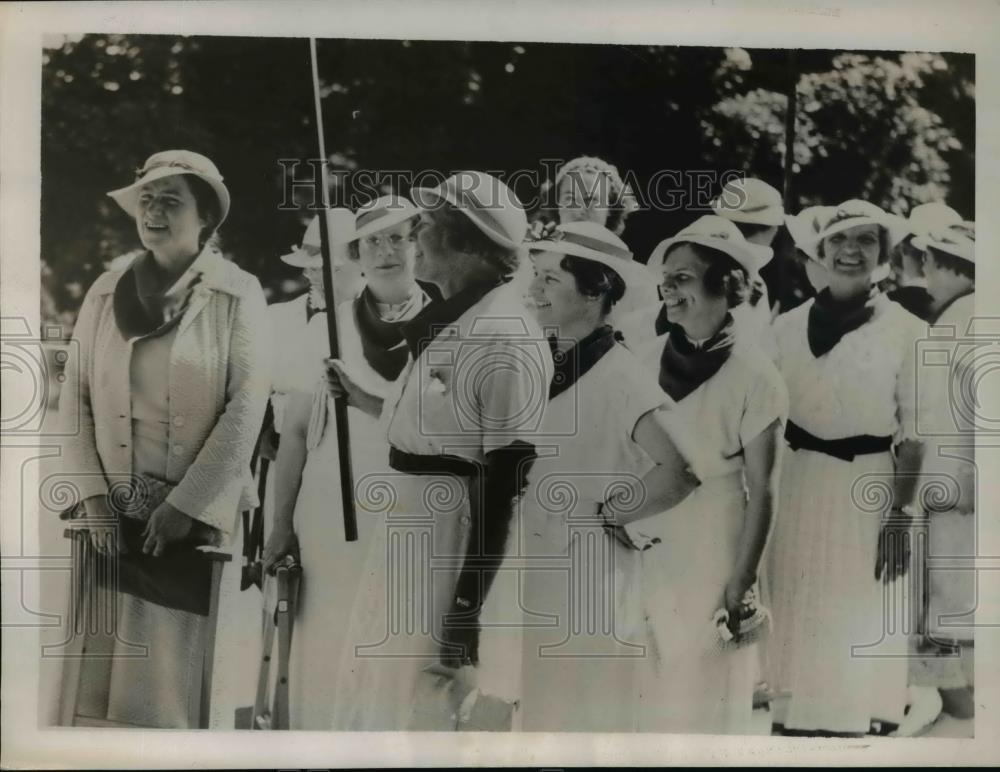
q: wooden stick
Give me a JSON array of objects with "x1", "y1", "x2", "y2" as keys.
[{"x1": 309, "y1": 37, "x2": 358, "y2": 542}]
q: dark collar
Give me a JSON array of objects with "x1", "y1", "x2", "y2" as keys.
[
  {"x1": 400, "y1": 276, "x2": 507, "y2": 359},
  {"x1": 654, "y1": 303, "x2": 674, "y2": 337},
  {"x1": 658, "y1": 314, "x2": 736, "y2": 402},
  {"x1": 807, "y1": 287, "x2": 877, "y2": 357},
  {"x1": 548, "y1": 324, "x2": 620, "y2": 401}
]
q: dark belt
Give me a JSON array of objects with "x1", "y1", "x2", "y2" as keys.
[
  {"x1": 785, "y1": 420, "x2": 893, "y2": 462},
  {"x1": 389, "y1": 446, "x2": 483, "y2": 478}
]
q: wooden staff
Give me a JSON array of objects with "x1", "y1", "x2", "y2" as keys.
[{"x1": 309, "y1": 37, "x2": 358, "y2": 542}]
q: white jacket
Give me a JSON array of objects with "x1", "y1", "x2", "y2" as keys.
[{"x1": 59, "y1": 248, "x2": 271, "y2": 539}]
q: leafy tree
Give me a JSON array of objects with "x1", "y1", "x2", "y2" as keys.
[{"x1": 40, "y1": 35, "x2": 973, "y2": 333}]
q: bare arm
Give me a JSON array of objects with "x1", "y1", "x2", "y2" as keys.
[
  {"x1": 604, "y1": 407, "x2": 701, "y2": 526},
  {"x1": 729, "y1": 418, "x2": 782, "y2": 595},
  {"x1": 262, "y1": 391, "x2": 311, "y2": 572}
]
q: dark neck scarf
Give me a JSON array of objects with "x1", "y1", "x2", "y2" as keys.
[
  {"x1": 658, "y1": 314, "x2": 736, "y2": 402},
  {"x1": 113, "y1": 251, "x2": 201, "y2": 340},
  {"x1": 548, "y1": 324, "x2": 620, "y2": 401},
  {"x1": 807, "y1": 286, "x2": 876, "y2": 358},
  {"x1": 354, "y1": 280, "x2": 441, "y2": 381},
  {"x1": 888, "y1": 285, "x2": 934, "y2": 322},
  {"x1": 400, "y1": 276, "x2": 507, "y2": 359},
  {"x1": 930, "y1": 287, "x2": 975, "y2": 325},
  {"x1": 654, "y1": 303, "x2": 674, "y2": 337}
]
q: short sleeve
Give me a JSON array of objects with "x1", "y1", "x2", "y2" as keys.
[
  {"x1": 739, "y1": 363, "x2": 789, "y2": 449},
  {"x1": 621, "y1": 364, "x2": 671, "y2": 443},
  {"x1": 478, "y1": 338, "x2": 553, "y2": 453},
  {"x1": 655, "y1": 404, "x2": 723, "y2": 483}
]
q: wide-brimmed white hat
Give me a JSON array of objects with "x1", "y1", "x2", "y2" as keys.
[
  {"x1": 108, "y1": 149, "x2": 231, "y2": 226},
  {"x1": 280, "y1": 208, "x2": 356, "y2": 268},
  {"x1": 343, "y1": 194, "x2": 421, "y2": 243},
  {"x1": 648, "y1": 215, "x2": 774, "y2": 277},
  {"x1": 411, "y1": 171, "x2": 528, "y2": 250},
  {"x1": 786, "y1": 205, "x2": 836, "y2": 261},
  {"x1": 526, "y1": 221, "x2": 649, "y2": 297},
  {"x1": 711, "y1": 177, "x2": 784, "y2": 227},
  {"x1": 806, "y1": 199, "x2": 897, "y2": 251},
  {"x1": 900, "y1": 202, "x2": 963, "y2": 246},
  {"x1": 912, "y1": 220, "x2": 975, "y2": 264}
]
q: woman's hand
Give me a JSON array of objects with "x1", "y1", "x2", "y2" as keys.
[
  {"x1": 141, "y1": 501, "x2": 194, "y2": 557},
  {"x1": 324, "y1": 358, "x2": 383, "y2": 418},
  {"x1": 82, "y1": 494, "x2": 122, "y2": 556},
  {"x1": 875, "y1": 519, "x2": 911, "y2": 583},
  {"x1": 721, "y1": 575, "x2": 753, "y2": 642},
  {"x1": 262, "y1": 525, "x2": 300, "y2": 575}
]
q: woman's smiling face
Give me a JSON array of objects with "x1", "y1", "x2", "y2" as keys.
[
  {"x1": 358, "y1": 219, "x2": 417, "y2": 284},
  {"x1": 528, "y1": 250, "x2": 593, "y2": 329},
  {"x1": 658, "y1": 243, "x2": 725, "y2": 332},
  {"x1": 135, "y1": 175, "x2": 205, "y2": 258},
  {"x1": 820, "y1": 223, "x2": 882, "y2": 280}
]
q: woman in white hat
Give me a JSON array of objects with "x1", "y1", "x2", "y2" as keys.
[
  {"x1": 58, "y1": 149, "x2": 271, "y2": 727},
  {"x1": 907, "y1": 220, "x2": 976, "y2": 720},
  {"x1": 266, "y1": 209, "x2": 363, "y2": 442},
  {"x1": 887, "y1": 203, "x2": 963, "y2": 322},
  {"x1": 261, "y1": 195, "x2": 437, "y2": 729},
  {"x1": 767, "y1": 199, "x2": 927, "y2": 736},
  {"x1": 636, "y1": 214, "x2": 780, "y2": 360},
  {"x1": 712, "y1": 177, "x2": 783, "y2": 322},
  {"x1": 326, "y1": 172, "x2": 554, "y2": 730},
  {"x1": 781, "y1": 205, "x2": 835, "y2": 313},
  {"x1": 622, "y1": 214, "x2": 788, "y2": 734},
  {"x1": 515, "y1": 221, "x2": 705, "y2": 731}
]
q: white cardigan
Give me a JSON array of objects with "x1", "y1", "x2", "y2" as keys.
[{"x1": 59, "y1": 248, "x2": 271, "y2": 540}]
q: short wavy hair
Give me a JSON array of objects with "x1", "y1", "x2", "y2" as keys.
[
  {"x1": 662, "y1": 241, "x2": 749, "y2": 309},
  {"x1": 426, "y1": 201, "x2": 520, "y2": 276},
  {"x1": 559, "y1": 254, "x2": 627, "y2": 316}
]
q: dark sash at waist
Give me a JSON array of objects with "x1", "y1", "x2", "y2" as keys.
[
  {"x1": 389, "y1": 446, "x2": 483, "y2": 478},
  {"x1": 785, "y1": 420, "x2": 893, "y2": 462}
]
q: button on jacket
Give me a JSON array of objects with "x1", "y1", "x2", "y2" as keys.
[{"x1": 59, "y1": 248, "x2": 271, "y2": 540}]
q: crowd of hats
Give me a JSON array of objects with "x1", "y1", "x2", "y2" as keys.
[{"x1": 110, "y1": 151, "x2": 975, "y2": 284}]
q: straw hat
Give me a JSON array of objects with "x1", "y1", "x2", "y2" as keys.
[
  {"x1": 912, "y1": 221, "x2": 975, "y2": 265},
  {"x1": 411, "y1": 171, "x2": 528, "y2": 250},
  {"x1": 108, "y1": 149, "x2": 231, "y2": 225},
  {"x1": 785, "y1": 205, "x2": 836, "y2": 261},
  {"x1": 527, "y1": 221, "x2": 649, "y2": 297},
  {"x1": 901, "y1": 202, "x2": 963, "y2": 246},
  {"x1": 647, "y1": 215, "x2": 774, "y2": 277},
  {"x1": 711, "y1": 177, "x2": 784, "y2": 227},
  {"x1": 344, "y1": 194, "x2": 421, "y2": 243},
  {"x1": 806, "y1": 199, "x2": 897, "y2": 251},
  {"x1": 280, "y1": 208, "x2": 356, "y2": 268}
]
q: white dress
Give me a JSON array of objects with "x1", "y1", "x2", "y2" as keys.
[
  {"x1": 630, "y1": 333, "x2": 788, "y2": 734},
  {"x1": 284, "y1": 299, "x2": 406, "y2": 729},
  {"x1": 767, "y1": 293, "x2": 926, "y2": 733},
  {"x1": 330, "y1": 282, "x2": 554, "y2": 731},
  {"x1": 518, "y1": 342, "x2": 667, "y2": 732}
]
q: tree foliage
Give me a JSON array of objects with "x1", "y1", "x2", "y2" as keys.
[{"x1": 40, "y1": 35, "x2": 974, "y2": 333}]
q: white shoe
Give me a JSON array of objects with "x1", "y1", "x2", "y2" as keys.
[{"x1": 891, "y1": 686, "x2": 942, "y2": 737}]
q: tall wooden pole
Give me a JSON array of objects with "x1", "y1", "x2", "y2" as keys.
[{"x1": 309, "y1": 38, "x2": 358, "y2": 542}]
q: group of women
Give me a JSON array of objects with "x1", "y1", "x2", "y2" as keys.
[{"x1": 60, "y1": 149, "x2": 976, "y2": 736}]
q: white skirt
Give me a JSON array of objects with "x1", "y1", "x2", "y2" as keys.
[{"x1": 767, "y1": 447, "x2": 910, "y2": 733}]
